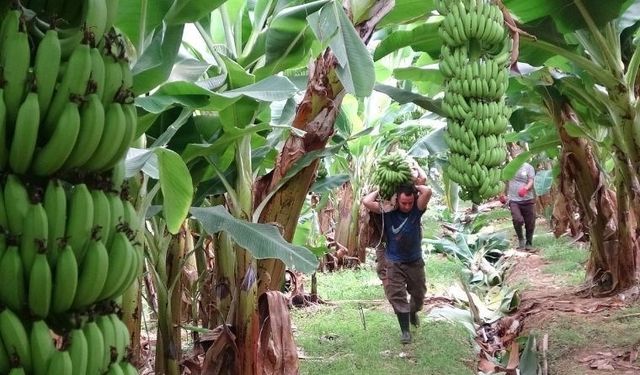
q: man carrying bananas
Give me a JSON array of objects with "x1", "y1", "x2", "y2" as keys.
[
  {"x1": 362, "y1": 181, "x2": 432, "y2": 344},
  {"x1": 500, "y1": 161, "x2": 536, "y2": 250}
]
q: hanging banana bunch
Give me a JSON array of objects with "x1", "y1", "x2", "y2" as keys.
[
  {"x1": 0, "y1": 0, "x2": 141, "y2": 373},
  {"x1": 436, "y1": 0, "x2": 512, "y2": 204}
]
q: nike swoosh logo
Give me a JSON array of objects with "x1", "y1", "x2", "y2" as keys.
[{"x1": 391, "y1": 218, "x2": 408, "y2": 234}]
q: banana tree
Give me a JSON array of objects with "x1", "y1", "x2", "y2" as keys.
[{"x1": 500, "y1": 0, "x2": 640, "y2": 294}]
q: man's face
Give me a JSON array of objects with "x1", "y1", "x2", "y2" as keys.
[{"x1": 397, "y1": 193, "x2": 415, "y2": 213}]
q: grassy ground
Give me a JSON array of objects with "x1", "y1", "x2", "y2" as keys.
[{"x1": 293, "y1": 259, "x2": 476, "y2": 375}]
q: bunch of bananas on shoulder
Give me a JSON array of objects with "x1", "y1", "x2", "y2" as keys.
[
  {"x1": 372, "y1": 154, "x2": 413, "y2": 200},
  {"x1": 0, "y1": 0, "x2": 141, "y2": 373},
  {"x1": 437, "y1": 0, "x2": 511, "y2": 204}
]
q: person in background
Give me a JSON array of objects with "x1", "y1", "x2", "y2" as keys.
[
  {"x1": 362, "y1": 182, "x2": 432, "y2": 344},
  {"x1": 500, "y1": 162, "x2": 536, "y2": 250}
]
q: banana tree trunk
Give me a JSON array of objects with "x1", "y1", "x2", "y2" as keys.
[
  {"x1": 256, "y1": 1, "x2": 394, "y2": 292},
  {"x1": 155, "y1": 227, "x2": 186, "y2": 375},
  {"x1": 555, "y1": 102, "x2": 637, "y2": 294}
]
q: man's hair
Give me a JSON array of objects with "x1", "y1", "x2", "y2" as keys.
[{"x1": 396, "y1": 183, "x2": 417, "y2": 198}]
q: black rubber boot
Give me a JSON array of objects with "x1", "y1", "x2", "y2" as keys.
[
  {"x1": 396, "y1": 312, "x2": 411, "y2": 344},
  {"x1": 410, "y1": 311, "x2": 420, "y2": 327}
]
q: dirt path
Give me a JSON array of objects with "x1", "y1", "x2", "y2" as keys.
[{"x1": 505, "y1": 249, "x2": 640, "y2": 374}]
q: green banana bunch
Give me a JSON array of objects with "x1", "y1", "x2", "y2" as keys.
[
  {"x1": 439, "y1": 0, "x2": 511, "y2": 204},
  {"x1": 372, "y1": 153, "x2": 414, "y2": 199}
]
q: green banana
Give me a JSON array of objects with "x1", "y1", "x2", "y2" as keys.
[
  {"x1": 90, "y1": 47, "x2": 106, "y2": 98},
  {"x1": 104, "y1": 102, "x2": 136, "y2": 170},
  {"x1": 9, "y1": 91, "x2": 40, "y2": 174},
  {"x1": 44, "y1": 40, "x2": 91, "y2": 136},
  {"x1": 43, "y1": 179, "x2": 67, "y2": 263},
  {"x1": 105, "y1": 0, "x2": 120, "y2": 31},
  {"x1": 0, "y1": 87, "x2": 8, "y2": 170},
  {"x1": 20, "y1": 202, "x2": 48, "y2": 276},
  {"x1": 73, "y1": 238, "x2": 109, "y2": 309},
  {"x1": 2, "y1": 27, "x2": 30, "y2": 123},
  {"x1": 28, "y1": 252, "x2": 52, "y2": 318},
  {"x1": 106, "y1": 363, "x2": 126, "y2": 375},
  {"x1": 110, "y1": 314, "x2": 129, "y2": 362},
  {"x1": 64, "y1": 94, "x2": 105, "y2": 169},
  {"x1": 31, "y1": 101, "x2": 82, "y2": 176},
  {"x1": 30, "y1": 320, "x2": 55, "y2": 375},
  {"x1": 0, "y1": 246, "x2": 26, "y2": 312},
  {"x1": 82, "y1": 102, "x2": 126, "y2": 171},
  {"x1": 96, "y1": 315, "x2": 116, "y2": 369},
  {"x1": 44, "y1": 350, "x2": 72, "y2": 375},
  {"x1": 85, "y1": 0, "x2": 108, "y2": 42},
  {"x1": 65, "y1": 183, "x2": 94, "y2": 263},
  {"x1": 106, "y1": 193, "x2": 124, "y2": 248},
  {"x1": 91, "y1": 189, "x2": 112, "y2": 243},
  {"x1": 0, "y1": 326, "x2": 11, "y2": 373},
  {"x1": 101, "y1": 53, "x2": 123, "y2": 106},
  {"x1": 51, "y1": 244, "x2": 78, "y2": 314},
  {"x1": 82, "y1": 321, "x2": 105, "y2": 375},
  {"x1": 98, "y1": 231, "x2": 135, "y2": 300},
  {"x1": 0, "y1": 10, "x2": 20, "y2": 61},
  {"x1": 67, "y1": 328, "x2": 88, "y2": 375},
  {"x1": 0, "y1": 308, "x2": 31, "y2": 372},
  {"x1": 120, "y1": 361, "x2": 138, "y2": 375},
  {"x1": 4, "y1": 174, "x2": 30, "y2": 234},
  {"x1": 8, "y1": 367, "x2": 26, "y2": 375},
  {"x1": 34, "y1": 29, "x2": 62, "y2": 114}
]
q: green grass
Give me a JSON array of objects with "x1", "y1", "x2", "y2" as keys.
[
  {"x1": 294, "y1": 255, "x2": 474, "y2": 375},
  {"x1": 294, "y1": 300, "x2": 475, "y2": 375},
  {"x1": 535, "y1": 233, "x2": 588, "y2": 286}
]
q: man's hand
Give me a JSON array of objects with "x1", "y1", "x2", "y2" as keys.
[
  {"x1": 498, "y1": 195, "x2": 507, "y2": 204},
  {"x1": 518, "y1": 186, "x2": 528, "y2": 197}
]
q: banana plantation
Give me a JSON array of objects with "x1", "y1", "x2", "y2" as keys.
[{"x1": 0, "y1": 0, "x2": 639, "y2": 374}]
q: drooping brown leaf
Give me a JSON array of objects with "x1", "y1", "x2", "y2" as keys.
[{"x1": 257, "y1": 291, "x2": 299, "y2": 375}]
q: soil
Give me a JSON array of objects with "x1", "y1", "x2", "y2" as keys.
[{"x1": 503, "y1": 248, "x2": 640, "y2": 375}]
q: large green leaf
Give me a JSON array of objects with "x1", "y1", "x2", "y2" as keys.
[
  {"x1": 157, "y1": 148, "x2": 194, "y2": 234},
  {"x1": 191, "y1": 206, "x2": 319, "y2": 273},
  {"x1": 308, "y1": 1, "x2": 375, "y2": 97},
  {"x1": 310, "y1": 174, "x2": 350, "y2": 192},
  {"x1": 164, "y1": 0, "x2": 228, "y2": 25},
  {"x1": 505, "y1": 0, "x2": 627, "y2": 32},
  {"x1": 117, "y1": 0, "x2": 172, "y2": 49},
  {"x1": 257, "y1": 0, "x2": 329, "y2": 77},
  {"x1": 182, "y1": 123, "x2": 271, "y2": 162},
  {"x1": 374, "y1": 84, "x2": 445, "y2": 116},
  {"x1": 534, "y1": 169, "x2": 554, "y2": 196},
  {"x1": 502, "y1": 152, "x2": 531, "y2": 180},
  {"x1": 378, "y1": 0, "x2": 434, "y2": 27},
  {"x1": 135, "y1": 76, "x2": 298, "y2": 113},
  {"x1": 408, "y1": 124, "x2": 448, "y2": 157},
  {"x1": 132, "y1": 25, "x2": 185, "y2": 96},
  {"x1": 393, "y1": 66, "x2": 444, "y2": 84},
  {"x1": 374, "y1": 22, "x2": 441, "y2": 61}
]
